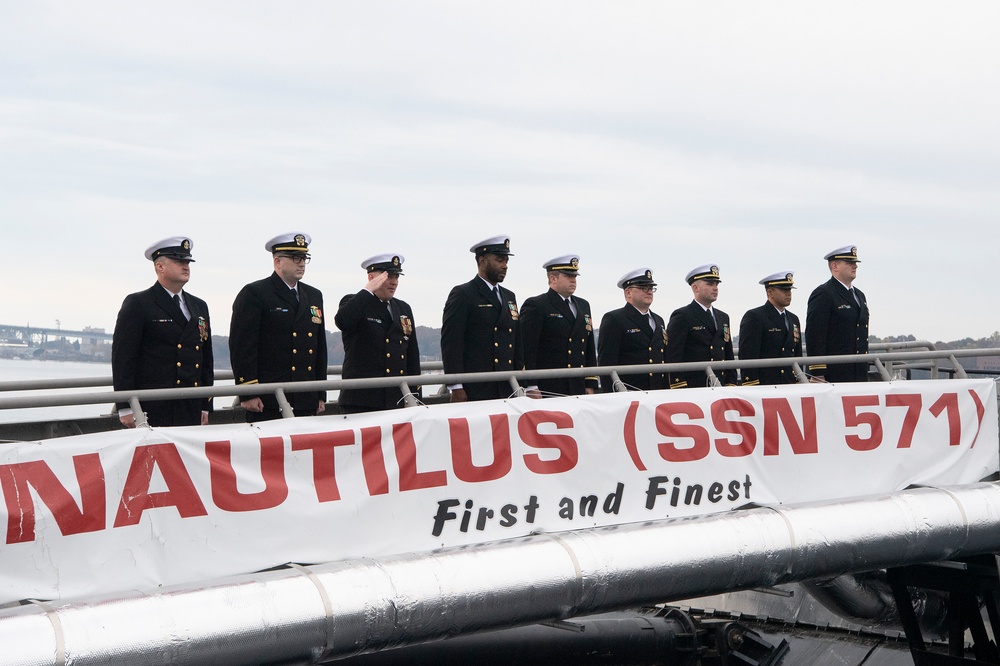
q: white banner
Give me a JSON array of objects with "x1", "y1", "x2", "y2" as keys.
[{"x1": 0, "y1": 380, "x2": 996, "y2": 604}]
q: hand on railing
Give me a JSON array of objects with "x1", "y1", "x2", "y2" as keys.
[{"x1": 241, "y1": 397, "x2": 264, "y2": 413}]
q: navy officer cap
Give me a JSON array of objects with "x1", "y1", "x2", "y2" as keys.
[
  {"x1": 685, "y1": 264, "x2": 722, "y2": 284},
  {"x1": 617, "y1": 267, "x2": 656, "y2": 289},
  {"x1": 362, "y1": 253, "x2": 405, "y2": 275},
  {"x1": 760, "y1": 271, "x2": 796, "y2": 289},
  {"x1": 470, "y1": 235, "x2": 513, "y2": 257},
  {"x1": 266, "y1": 232, "x2": 312, "y2": 254},
  {"x1": 144, "y1": 236, "x2": 195, "y2": 262},
  {"x1": 824, "y1": 244, "x2": 860, "y2": 262},
  {"x1": 543, "y1": 254, "x2": 580, "y2": 275}
]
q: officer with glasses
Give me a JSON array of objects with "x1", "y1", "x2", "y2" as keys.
[{"x1": 230, "y1": 232, "x2": 328, "y2": 421}]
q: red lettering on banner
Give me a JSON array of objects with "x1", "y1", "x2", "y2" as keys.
[
  {"x1": 929, "y1": 393, "x2": 961, "y2": 446},
  {"x1": 206, "y1": 438, "x2": 288, "y2": 511},
  {"x1": 655, "y1": 402, "x2": 710, "y2": 462},
  {"x1": 450, "y1": 415, "x2": 513, "y2": 482},
  {"x1": 843, "y1": 395, "x2": 883, "y2": 451},
  {"x1": 711, "y1": 398, "x2": 757, "y2": 457},
  {"x1": 623, "y1": 401, "x2": 646, "y2": 471},
  {"x1": 113, "y1": 444, "x2": 208, "y2": 527},
  {"x1": 290, "y1": 430, "x2": 355, "y2": 502},
  {"x1": 762, "y1": 398, "x2": 817, "y2": 455},
  {"x1": 0, "y1": 454, "x2": 106, "y2": 544},
  {"x1": 968, "y1": 389, "x2": 986, "y2": 449},
  {"x1": 517, "y1": 410, "x2": 578, "y2": 474},
  {"x1": 886, "y1": 394, "x2": 922, "y2": 448},
  {"x1": 361, "y1": 427, "x2": 389, "y2": 495},
  {"x1": 394, "y1": 422, "x2": 448, "y2": 490}
]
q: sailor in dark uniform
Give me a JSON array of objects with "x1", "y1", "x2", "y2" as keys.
[
  {"x1": 335, "y1": 253, "x2": 421, "y2": 413},
  {"x1": 112, "y1": 237, "x2": 213, "y2": 427},
  {"x1": 230, "y1": 232, "x2": 328, "y2": 421},
  {"x1": 738, "y1": 271, "x2": 803, "y2": 386},
  {"x1": 520, "y1": 255, "x2": 598, "y2": 398},
  {"x1": 805, "y1": 245, "x2": 870, "y2": 382},
  {"x1": 441, "y1": 235, "x2": 523, "y2": 402},
  {"x1": 597, "y1": 268, "x2": 668, "y2": 392},
  {"x1": 666, "y1": 264, "x2": 737, "y2": 388}
]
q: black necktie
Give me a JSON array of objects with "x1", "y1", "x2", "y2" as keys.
[
  {"x1": 565, "y1": 297, "x2": 577, "y2": 318},
  {"x1": 707, "y1": 308, "x2": 717, "y2": 330},
  {"x1": 850, "y1": 287, "x2": 860, "y2": 306},
  {"x1": 493, "y1": 286, "x2": 502, "y2": 307},
  {"x1": 648, "y1": 313, "x2": 656, "y2": 331},
  {"x1": 291, "y1": 288, "x2": 299, "y2": 302},
  {"x1": 781, "y1": 311, "x2": 788, "y2": 331},
  {"x1": 173, "y1": 294, "x2": 189, "y2": 321}
]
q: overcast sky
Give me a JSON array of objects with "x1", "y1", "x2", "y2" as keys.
[{"x1": 2, "y1": 1, "x2": 998, "y2": 342}]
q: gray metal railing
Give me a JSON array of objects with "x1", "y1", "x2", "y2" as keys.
[{"x1": 1, "y1": 348, "x2": 998, "y2": 420}]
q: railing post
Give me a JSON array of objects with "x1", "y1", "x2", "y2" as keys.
[
  {"x1": 873, "y1": 358, "x2": 892, "y2": 381},
  {"x1": 609, "y1": 371, "x2": 626, "y2": 393},
  {"x1": 128, "y1": 396, "x2": 148, "y2": 427},
  {"x1": 791, "y1": 362, "x2": 809, "y2": 384},
  {"x1": 948, "y1": 355, "x2": 969, "y2": 379},
  {"x1": 399, "y1": 381, "x2": 419, "y2": 407},
  {"x1": 274, "y1": 388, "x2": 295, "y2": 418},
  {"x1": 705, "y1": 367, "x2": 722, "y2": 388},
  {"x1": 508, "y1": 376, "x2": 526, "y2": 398}
]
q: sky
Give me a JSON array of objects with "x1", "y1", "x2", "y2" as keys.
[{"x1": 2, "y1": 1, "x2": 998, "y2": 342}]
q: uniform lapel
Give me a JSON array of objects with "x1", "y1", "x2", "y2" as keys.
[
  {"x1": 475, "y1": 278, "x2": 502, "y2": 322},
  {"x1": 547, "y1": 289, "x2": 574, "y2": 320},
  {"x1": 152, "y1": 284, "x2": 185, "y2": 324},
  {"x1": 625, "y1": 305, "x2": 654, "y2": 340}
]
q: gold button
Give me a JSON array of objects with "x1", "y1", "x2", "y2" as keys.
[
  {"x1": 494, "y1": 342, "x2": 499, "y2": 347},
  {"x1": 291, "y1": 366, "x2": 296, "y2": 371},
  {"x1": 308, "y1": 332, "x2": 313, "y2": 337},
  {"x1": 307, "y1": 366, "x2": 312, "y2": 371},
  {"x1": 195, "y1": 345, "x2": 200, "y2": 351},
  {"x1": 494, "y1": 327, "x2": 498, "y2": 332},
  {"x1": 293, "y1": 349, "x2": 297, "y2": 354},
  {"x1": 508, "y1": 344, "x2": 512, "y2": 349},
  {"x1": 176, "y1": 380, "x2": 181, "y2": 385},
  {"x1": 195, "y1": 364, "x2": 200, "y2": 369},
  {"x1": 386, "y1": 353, "x2": 391, "y2": 358},
  {"x1": 176, "y1": 362, "x2": 182, "y2": 367},
  {"x1": 293, "y1": 332, "x2": 298, "y2": 337},
  {"x1": 177, "y1": 344, "x2": 182, "y2": 349},
  {"x1": 494, "y1": 358, "x2": 499, "y2": 363},
  {"x1": 309, "y1": 349, "x2": 313, "y2": 354},
  {"x1": 386, "y1": 369, "x2": 391, "y2": 373},
  {"x1": 385, "y1": 338, "x2": 390, "y2": 343},
  {"x1": 400, "y1": 370, "x2": 404, "y2": 374},
  {"x1": 194, "y1": 382, "x2": 198, "y2": 387}
]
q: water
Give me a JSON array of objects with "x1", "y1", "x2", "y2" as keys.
[{"x1": 0, "y1": 358, "x2": 114, "y2": 423}]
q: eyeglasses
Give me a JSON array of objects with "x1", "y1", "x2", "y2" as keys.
[
  {"x1": 280, "y1": 254, "x2": 311, "y2": 264},
  {"x1": 629, "y1": 286, "x2": 656, "y2": 293}
]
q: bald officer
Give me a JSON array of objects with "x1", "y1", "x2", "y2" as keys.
[
  {"x1": 112, "y1": 237, "x2": 213, "y2": 427},
  {"x1": 738, "y1": 271, "x2": 803, "y2": 386},
  {"x1": 335, "y1": 253, "x2": 421, "y2": 413},
  {"x1": 597, "y1": 268, "x2": 668, "y2": 392},
  {"x1": 805, "y1": 245, "x2": 870, "y2": 382},
  {"x1": 666, "y1": 264, "x2": 737, "y2": 388},
  {"x1": 441, "y1": 235, "x2": 523, "y2": 402},
  {"x1": 230, "y1": 232, "x2": 328, "y2": 421},
  {"x1": 520, "y1": 255, "x2": 598, "y2": 397}
]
